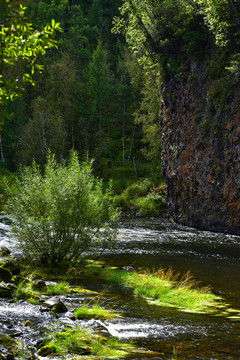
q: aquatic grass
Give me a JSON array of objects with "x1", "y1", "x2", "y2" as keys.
[
  {"x1": 38, "y1": 326, "x2": 135, "y2": 358},
  {"x1": 12, "y1": 280, "x2": 40, "y2": 300},
  {"x1": 45, "y1": 281, "x2": 70, "y2": 295},
  {"x1": 108, "y1": 270, "x2": 220, "y2": 313},
  {"x1": 74, "y1": 304, "x2": 121, "y2": 320},
  {"x1": 84, "y1": 265, "x2": 222, "y2": 314}
]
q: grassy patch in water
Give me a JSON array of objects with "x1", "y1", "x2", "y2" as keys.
[
  {"x1": 45, "y1": 281, "x2": 70, "y2": 295},
  {"x1": 84, "y1": 265, "x2": 222, "y2": 314},
  {"x1": 38, "y1": 326, "x2": 135, "y2": 358},
  {"x1": 12, "y1": 280, "x2": 40, "y2": 301},
  {"x1": 74, "y1": 304, "x2": 121, "y2": 320}
]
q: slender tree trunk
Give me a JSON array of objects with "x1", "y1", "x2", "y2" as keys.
[
  {"x1": 40, "y1": 112, "x2": 47, "y2": 155},
  {"x1": 108, "y1": 125, "x2": 112, "y2": 168},
  {"x1": 72, "y1": 125, "x2": 75, "y2": 150},
  {"x1": 85, "y1": 121, "x2": 89, "y2": 153},
  {"x1": 128, "y1": 123, "x2": 136, "y2": 161},
  {"x1": 122, "y1": 103, "x2": 125, "y2": 162},
  {"x1": 133, "y1": 157, "x2": 138, "y2": 177},
  {"x1": 0, "y1": 135, "x2": 4, "y2": 163}
]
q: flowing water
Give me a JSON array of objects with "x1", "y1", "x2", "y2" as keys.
[{"x1": 1, "y1": 216, "x2": 240, "y2": 359}]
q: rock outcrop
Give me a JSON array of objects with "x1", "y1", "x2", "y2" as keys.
[{"x1": 160, "y1": 63, "x2": 240, "y2": 235}]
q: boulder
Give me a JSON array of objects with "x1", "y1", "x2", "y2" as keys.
[
  {"x1": 0, "y1": 247, "x2": 11, "y2": 257},
  {"x1": 0, "y1": 267, "x2": 12, "y2": 283},
  {"x1": 32, "y1": 280, "x2": 47, "y2": 292},
  {"x1": 0, "y1": 333, "x2": 20, "y2": 359},
  {"x1": 51, "y1": 301, "x2": 68, "y2": 314},
  {"x1": 1, "y1": 260, "x2": 20, "y2": 275},
  {"x1": 0, "y1": 283, "x2": 12, "y2": 298},
  {"x1": 37, "y1": 344, "x2": 57, "y2": 356}
]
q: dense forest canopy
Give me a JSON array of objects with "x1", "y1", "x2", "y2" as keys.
[{"x1": 1, "y1": 0, "x2": 240, "y2": 173}]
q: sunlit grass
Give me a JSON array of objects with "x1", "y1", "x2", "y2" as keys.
[
  {"x1": 38, "y1": 326, "x2": 135, "y2": 358},
  {"x1": 84, "y1": 264, "x2": 222, "y2": 313},
  {"x1": 74, "y1": 304, "x2": 121, "y2": 320},
  {"x1": 45, "y1": 281, "x2": 70, "y2": 295},
  {"x1": 12, "y1": 280, "x2": 40, "y2": 300}
]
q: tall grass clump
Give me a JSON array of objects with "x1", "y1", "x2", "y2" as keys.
[
  {"x1": 5, "y1": 151, "x2": 119, "y2": 264},
  {"x1": 74, "y1": 303, "x2": 121, "y2": 320},
  {"x1": 38, "y1": 326, "x2": 135, "y2": 358},
  {"x1": 88, "y1": 266, "x2": 222, "y2": 314}
]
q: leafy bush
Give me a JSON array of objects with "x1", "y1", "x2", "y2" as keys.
[
  {"x1": 0, "y1": 170, "x2": 16, "y2": 213},
  {"x1": 133, "y1": 192, "x2": 167, "y2": 216},
  {"x1": 6, "y1": 151, "x2": 119, "y2": 263}
]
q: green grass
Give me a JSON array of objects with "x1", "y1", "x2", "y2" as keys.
[
  {"x1": 12, "y1": 280, "x2": 40, "y2": 300},
  {"x1": 74, "y1": 304, "x2": 121, "y2": 320},
  {"x1": 84, "y1": 265, "x2": 222, "y2": 314},
  {"x1": 45, "y1": 282, "x2": 70, "y2": 295},
  {"x1": 114, "y1": 178, "x2": 166, "y2": 216},
  {"x1": 38, "y1": 326, "x2": 135, "y2": 358}
]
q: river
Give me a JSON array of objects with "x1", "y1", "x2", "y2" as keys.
[{"x1": 1, "y1": 216, "x2": 240, "y2": 359}]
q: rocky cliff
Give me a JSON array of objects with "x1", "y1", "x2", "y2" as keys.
[{"x1": 160, "y1": 63, "x2": 240, "y2": 235}]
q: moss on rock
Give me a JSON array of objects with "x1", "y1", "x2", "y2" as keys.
[
  {"x1": 38, "y1": 344, "x2": 58, "y2": 356},
  {"x1": 0, "y1": 247, "x2": 10, "y2": 257},
  {"x1": 0, "y1": 333, "x2": 21, "y2": 359}
]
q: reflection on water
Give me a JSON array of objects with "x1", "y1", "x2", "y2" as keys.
[{"x1": 1, "y1": 216, "x2": 240, "y2": 359}]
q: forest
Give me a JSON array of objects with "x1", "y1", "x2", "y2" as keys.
[
  {"x1": 1, "y1": 0, "x2": 240, "y2": 218},
  {"x1": 0, "y1": 0, "x2": 240, "y2": 214},
  {"x1": 1, "y1": 1, "x2": 240, "y2": 360}
]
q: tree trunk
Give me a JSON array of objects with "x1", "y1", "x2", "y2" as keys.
[
  {"x1": 128, "y1": 123, "x2": 136, "y2": 161},
  {"x1": 108, "y1": 125, "x2": 113, "y2": 168},
  {"x1": 122, "y1": 103, "x2": 126, "y2": 162},
  {"x1": 0, "y1": 135, "x2": 4, "y2": 163}
]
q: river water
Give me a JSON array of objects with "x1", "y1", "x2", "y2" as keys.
[{"x1": 1, "y1": 217, "x2": 240, "y2": 359}]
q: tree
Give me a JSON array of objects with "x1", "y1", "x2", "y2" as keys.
[
  {"x1": 46, "y1": 53, "x2": 77, "y2": 150},
  {"x1": 0, "y1": 0, "x2": 60, "y2": 106},
  {"x1": 6, "y1": 151, "x2": 119, "y2": 264},
  {"x1": 18, "y1": 96, "x2": 67, "y2": 164},
  {"x1": 87, "y1": 41, "x2": 115, "y2": 159}
]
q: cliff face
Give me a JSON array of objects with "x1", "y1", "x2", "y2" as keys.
[{"x1": 160, "y1": 63, "x2": 240, "y2": 235}]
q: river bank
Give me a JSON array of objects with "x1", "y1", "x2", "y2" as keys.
[{"x1": 1, "y1": 217, "x2": 240, "y2": 359}]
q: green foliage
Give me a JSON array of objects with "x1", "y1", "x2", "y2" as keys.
[
  {"x1": 134, "y1": 70, "x2": 162, "y2": 163},
  {"x1": 18, "y1": 95, "x2": 67, "y2": 165},
  {"x1": 133, "y1": 192, "x2": 167, "y2": 216},
  {"x1": 38, "y1": 326, "x2": 135, "y2": 358},
  {"x1": 94, "y1": 266, "x2": 222, "y2": 314},
  {"x1": 12, "y1": 280, "x2": 39, "y2": 300},
  {"x1": 0, "y1": 169, "x2": 16, "y2": 213},
  {"x1": 115, "y1": 176, "x2": 166, "y2": 216},
  {"x1": 45, "y1": 282, "x2": 70, "y2": 295},
  {"x1": 195, "y1": 0, "x2": 230, "y2": 46},
  {"x1": 207, "y1": 73, "x2": 236, "y2": 111},
  {"x1": 0, "y1": 0, "x2": 60, "y2": 104},
  {"x1": 6, "y1": 151, "x2": 119, "y2": 264},
  {"x1": 74, "y1": 304, "x2": 121, "y2": 320}
]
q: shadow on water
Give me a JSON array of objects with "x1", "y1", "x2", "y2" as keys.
[{"x1": 1, "y1": 216, "x2": 240, "y2": 359}]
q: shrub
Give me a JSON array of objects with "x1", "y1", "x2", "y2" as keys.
[
  {"x1": 5, "y1": 151, "x2": 119, "y2": 264},
  {"x1": 0, "y1": 170, "x2": 16, "y2": 213}
]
